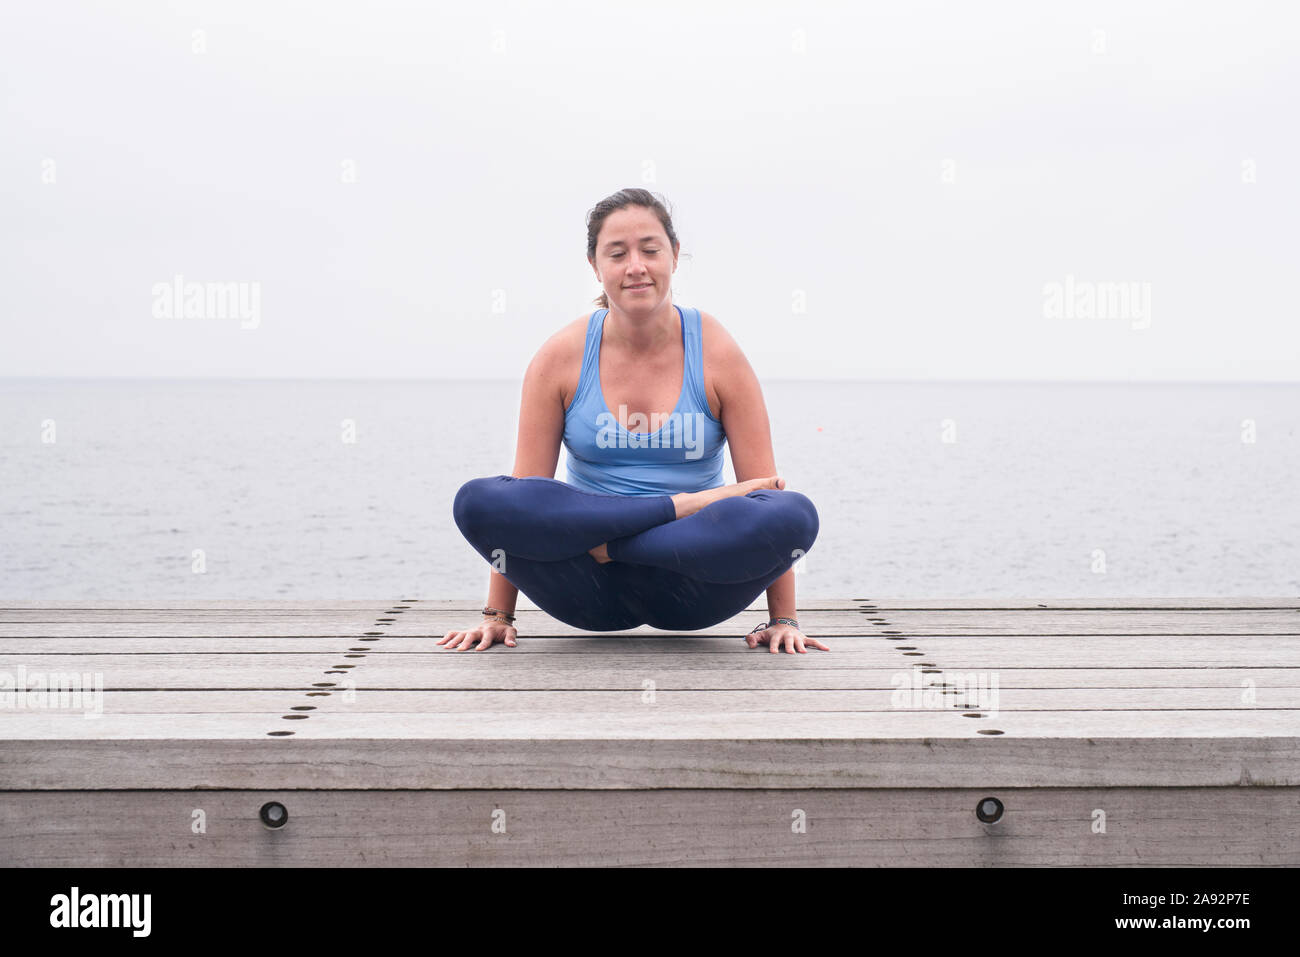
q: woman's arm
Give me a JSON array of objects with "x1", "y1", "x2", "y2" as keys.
[
  {"x1": 700, "y1": 313, "x2": 798, "y2": 623},
  {"x1": 482, "y1": 333, "x2": 571, "y2": 616}
]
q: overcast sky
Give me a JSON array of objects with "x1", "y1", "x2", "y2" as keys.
[{"x1": 3, "y1": 1, "x2": 1296, "y2": 381}]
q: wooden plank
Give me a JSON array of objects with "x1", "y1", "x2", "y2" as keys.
[
  {"x1": 0, "y1": 611, "x2": 848, "y2": 625},
  {"x1": 120, "y1": 625, "x2": 1283, "y2": 639},
  {"x1": 0, "y1": 621, "x2": 868, "y2": 637},
  {"x1": 13, "y1": 688, "x2": 1299, "y2": 713},
  {"x1": 853, "y1": 598, "x2": 1300, "y2": 609},
  {"x1": 4, "y1": 634, "x2": 1297, "y2": 655},
  {"x1": 847, "y1": 610, "x2": 1300, "y2": 634},
  {"x1": 3, "y1": 594, "x2": 1295, "y2": 879},
  {"x1": 2, "y1": 787, "x2": 1295, "y2": 866},
  {"x1": 3, "y1": 736, "x2": 1297, "y2": 789},
  {"x1": 0, "y1": 623, "x2": 427, "y2": 638},
  {"x1": 0, "y1": 598, "x2": 849, "y2": 613},
  {"x1": 12, "y1": 605, "x2": 1294, "y2": 621},
  {"x1": 3, "y1": 598, "x2": 1296, "y2": 610},
  {"x1": 456, "y1": 609, "x2": 1300, "y2": 633},
  {"x1": 0, "y1": 601, "x2": 415, "y2": 611},
  {"x1": 3, "y1": 645, "x2": 1297, "y2": 685},
  {"x1": 0, "y1": 610, "x2": 838, "y2": 633},
  {"x1": 3, "y1": 709, "x2": 1298, "y2": 738},
  {"x1": 4, "y1": 609, "x2": 1295, "y2": 636},
  {"x1": 2, "y1": 660, "x2": 1296, "y2": 690}
]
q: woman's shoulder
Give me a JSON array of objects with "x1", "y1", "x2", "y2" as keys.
[
  {"x1": 533, "y1": 312, "x2": 599, "y2": 412},
  {"x1": 696, "y1": 309, "x2": 743, "y2": 366},
  {"x1": 533, "y1": 312, "x2": 595, "y2": 361},
  {"x1": 695, "y1": 309, "x2": 744, "y2": 422}
]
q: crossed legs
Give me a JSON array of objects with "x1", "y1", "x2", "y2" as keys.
[{"x1": 452, "y1": 475, "x2": 819, "y2": 632}]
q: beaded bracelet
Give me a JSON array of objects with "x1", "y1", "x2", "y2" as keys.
[
  {"x1": 749, "y1": 617, "x2": 800, "y2": 633},
  {"x1": 482, "y1": 606, "x2": 516, "y2": 623}
]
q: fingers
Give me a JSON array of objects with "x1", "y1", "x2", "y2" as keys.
[
  {"x1": 784, "y1": 632, "x2": 830, "y2": 653},
  {"x1": 454, "y1": 626, "x2": 818, "y2": 654},
  {"x1": 740, "y1": 629, "x2": 789, "y2": 652},
  {"x1": 742, "y1": 629, "x2": 827, "y2": 654},
  {"x1": 438, "y1": 628, "x2": 484, "y2": 651},
  {"x1": 479, "y1": 627, "x2": 517, "y2": 650},
  {"x1": 438, "y1": 626, "x2": 518, "y2": 651}
]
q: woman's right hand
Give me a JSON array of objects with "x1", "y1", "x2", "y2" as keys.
[{"x1": 437, "y1": 618, "x2": 518, "y2": 651}]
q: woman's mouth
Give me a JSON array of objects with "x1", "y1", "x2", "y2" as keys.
[{"x1": 625, "y1": 283, "x2": 652, "y2": 290}]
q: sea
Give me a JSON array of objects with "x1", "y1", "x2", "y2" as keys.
[{"x1": 1, "y1": 378, "x2": 1296, "y2": 603}]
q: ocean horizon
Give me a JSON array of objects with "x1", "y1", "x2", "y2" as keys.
[{"x1": 2, "y1": 377, "x2": 1296, "y2": 606}]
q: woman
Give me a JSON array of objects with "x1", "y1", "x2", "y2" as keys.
[{"x1": 442, "y1": 188, "x2": 824, "y2": 654}]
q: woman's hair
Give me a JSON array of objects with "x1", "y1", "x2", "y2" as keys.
[{"x1": 586, "y1": 188, "x2": 680, "y2": 308}]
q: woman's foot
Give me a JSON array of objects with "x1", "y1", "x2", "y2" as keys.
[
  {"x1": 586, "y1": 476, "x2": 786, "y2": 562},
  {"x1": 670, "y1": 476, "x2": 786, "y2": 520}
]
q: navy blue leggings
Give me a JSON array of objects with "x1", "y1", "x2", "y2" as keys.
[{"x1": 452, "y1": 475, "x2": 819, "y2": 632}]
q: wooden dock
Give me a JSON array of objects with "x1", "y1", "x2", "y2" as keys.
[{"x1": 1, "y1": 598, "x2": 1297, "y2": 866}]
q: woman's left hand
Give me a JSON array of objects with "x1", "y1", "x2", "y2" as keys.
[{"x1": 744, "y1": 621, "x2": 830, "y2": 654}]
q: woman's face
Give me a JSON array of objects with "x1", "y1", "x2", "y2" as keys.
[{"x1": 590, "y1": 205, "x2": 678, "y2": 313}]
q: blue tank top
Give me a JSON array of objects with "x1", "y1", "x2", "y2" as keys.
[{"x1": 563, "y1": 304, "x2": 727, "y2": 497}]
